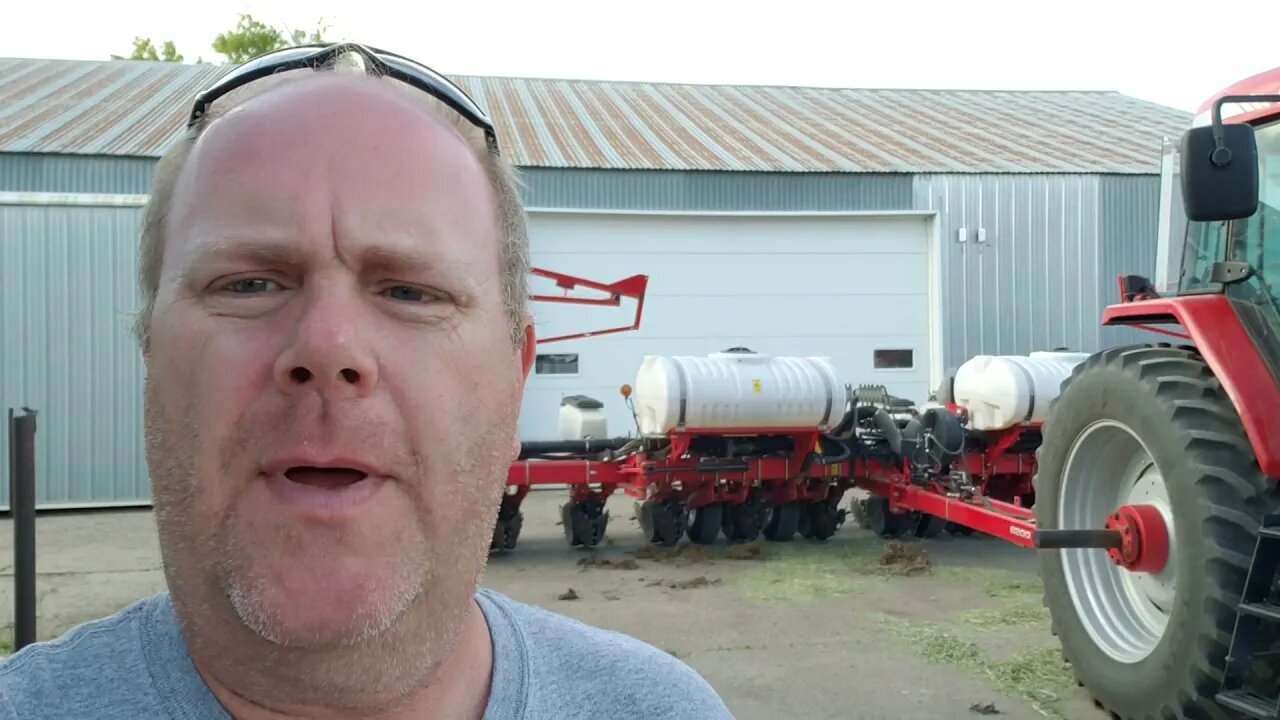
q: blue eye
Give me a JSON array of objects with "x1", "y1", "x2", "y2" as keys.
[
  {"x1": 386, "y1": 286, "x2": 430, "y2": 302},
  {"x1": 226, "y1": 278, "x2": 277, "y2": 293}
]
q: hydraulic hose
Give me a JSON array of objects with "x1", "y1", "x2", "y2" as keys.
[
  {"x1": 872, "y1": 409, "x2": 904, "y2": 456},
  {"x1": 518, "y1": 437, "x2": 632, "y2": 460}
]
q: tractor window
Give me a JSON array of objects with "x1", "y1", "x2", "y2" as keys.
[
  {"x1": 1225, "y1": 119, "x2": 1280, "y2": 371},
  {"x1": 1180, "y1": 219, "x2": 1228, "y2": 294}
]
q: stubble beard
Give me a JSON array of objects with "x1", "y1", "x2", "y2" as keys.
[
  {"x1": 143, "y1": 377, "x2": 514, "y2": 711},
  {"x1": 212, "y1": 497, "x2": 430, "y2": 649}
]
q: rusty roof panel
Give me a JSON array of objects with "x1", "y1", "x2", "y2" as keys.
[
  {"x1": 0, "y1": 60, "x2": 227, "y2": 157},
  {"x1": 0, "y1": 57, "x2": 1191, "y2": 173}
]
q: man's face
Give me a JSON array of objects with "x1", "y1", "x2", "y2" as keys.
[{"x1": 144, "y1": 73, "x2": 532, "y2": 650}]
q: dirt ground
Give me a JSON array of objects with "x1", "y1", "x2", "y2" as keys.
[{"x1": 0, "y1": 489, "x2": 1111, "y2": 719}]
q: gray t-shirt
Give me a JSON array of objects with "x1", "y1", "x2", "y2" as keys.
[{"x1": 0, "y1": 588, "x2": 733, "y2": 719}]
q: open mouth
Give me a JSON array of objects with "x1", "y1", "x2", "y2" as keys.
[{"x1": 283, "y1": 466, "x2": 369, "y2": 490}]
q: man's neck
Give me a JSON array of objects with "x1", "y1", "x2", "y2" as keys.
[{"x1": 190, "y1": 598, "x2": 494, "y2": 720}]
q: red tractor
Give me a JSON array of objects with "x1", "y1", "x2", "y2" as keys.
[{"x1": 1032, "y1": 68, "x2": 1280, "y2": 718}]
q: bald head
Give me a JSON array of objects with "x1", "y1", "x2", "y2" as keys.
[{"x1": 176, "y1": 72, "x2": 493, "y2": 214}]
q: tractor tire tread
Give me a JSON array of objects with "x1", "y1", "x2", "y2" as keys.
[{"x1": 1035, "y1": 343, "x2": 1278, "y2": 720}]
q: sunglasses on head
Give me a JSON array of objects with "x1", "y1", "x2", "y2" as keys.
[{"x1": 187, "y1": 42, "x2": 500, "y2": 156}]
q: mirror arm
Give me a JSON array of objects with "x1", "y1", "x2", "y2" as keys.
[{"x1": 1211, "y1": 94, "x2": 1280, "y2": 167}]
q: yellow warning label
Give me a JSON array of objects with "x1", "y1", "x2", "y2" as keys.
[{"x1": 752, "y1": 379, "x2": 762, "y2": 393}]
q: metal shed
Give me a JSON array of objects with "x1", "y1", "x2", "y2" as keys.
[{"x1": 0, "y1": 57, "x2": 1192, "y2": 507}]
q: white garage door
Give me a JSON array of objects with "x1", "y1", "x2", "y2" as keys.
[{"x1": 519, "y1": 211, "x2": 940, "y2": 442}]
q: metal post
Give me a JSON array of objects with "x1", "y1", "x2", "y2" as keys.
[{"x1": 9, "y1": 408, "x2": 37, "y2": 651}]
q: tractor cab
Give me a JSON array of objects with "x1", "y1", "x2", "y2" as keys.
[
  {"x1": 1179, "y1": 116, "x2": 1280, "y2": 280},
  {"x1": 1120, "y1": 68, "x2": 1280, "y2": 376},
  {"x1": 1178, "y1": 99, "x2": 1280, "y2": 369}
]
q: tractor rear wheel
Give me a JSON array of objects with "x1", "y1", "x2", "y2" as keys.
[{"x1": 1035, "y1": 344, "x2": 1276, "y2": 719}]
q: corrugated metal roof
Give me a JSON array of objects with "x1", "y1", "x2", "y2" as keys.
[{"x1": 0, "y1": 57, "x2": 1191, "y2": 173}]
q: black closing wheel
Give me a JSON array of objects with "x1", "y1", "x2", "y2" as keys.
[
  {"x1": 639, "y1": 499, "x2": 688, "y2": 547},
  {"x1": 801, "y1": 495, "x2": 845, "y2": 541},
  {"x1": 864, "y1": 495, "x2": 907, "y2": 538},
  {"x1": 763, "y1": 501, "x2": 801, "y2": 541},
  {"x1": 562, "y1": 499, "x2": 609, "y2": 548},
  {"x1": 490, "y1": 496, "x2": 523, "y2": 553},
  {"x1": 912, "y1": 512, "x2": 946, "y2": 538},
  {"x1": 722, "y1": 489, "x2": 767, "y2": 543},
  {"x1": 687, "y1": 502, "x2": 724, "y2": 545},
  {"x1": 1035, "y1": 344, "x2": 1277, "y2": 719}
]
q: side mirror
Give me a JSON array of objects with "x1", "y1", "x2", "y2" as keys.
[{"x1": 1180, "y1": 122, "x2": 1259, "y2": 222}]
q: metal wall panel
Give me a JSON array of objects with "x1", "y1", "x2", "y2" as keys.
[
  {"x1": 519, "y1": 168, "x2": 915, "y2": 211},
  {"x1": 913, "y1": 174, "x2": 1163, "y2": 375},
  {"x1": 0, "y1": 200, "x2": 150, "y2": 508},
  {"x1": 1097, "y1": 175, "x2": 1164, "y2": 348},
  {"x1": 0, "y1": 169, "x2": 1163, "y2": 508},
  {"x1": 1, "y1": 153, "x2": 157, "y2": 194},
  {"x1": 915, "y1": 174, "x2": 1097, "y2": 370}
]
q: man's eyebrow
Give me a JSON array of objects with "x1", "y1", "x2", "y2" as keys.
[
  {"x1": 357, "y1": 244, "x2": 441, "y2": 275},
  {"x1": 175, "y1": 237, "x2": 479, "y2": 292},
  {"x1": 178, "y1": 239, "x2": 309, "y2": 280},
  {"x1": 357, "y1": 243, "x2": 482, "y2": 302}
]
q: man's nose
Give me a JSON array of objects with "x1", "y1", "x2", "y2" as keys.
[{"x1": 273, "y1": 287, "x2": 378, "y2": 398}]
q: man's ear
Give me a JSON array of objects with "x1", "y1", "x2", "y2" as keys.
[
  {"x1": 519, "y1": 321, "x2": 536, "y2": 380},
  {"x1": 135, "y1": 313, "x2": 151, "y2": 362},
  {"x1": 511, "y1": 320, "x2": 537, "y2": 461}
]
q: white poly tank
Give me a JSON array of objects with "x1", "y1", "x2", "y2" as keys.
[
  {"x1": 951, "y1": 353, "x2": 1088, "y2": 431},
  {"x1": 1029, "y1": 350, "x2": 1092, "y2": 365},
  {"x1": 632, "y1": 349, "x2": 846, "y2": 436},
  {"x1": 558, "y1": 395, "x2": 608, "y2": 441}
]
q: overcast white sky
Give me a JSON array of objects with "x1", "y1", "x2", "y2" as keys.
[{"x1": 3, "y1": 0, "x2": 1278, "y2": 113}]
